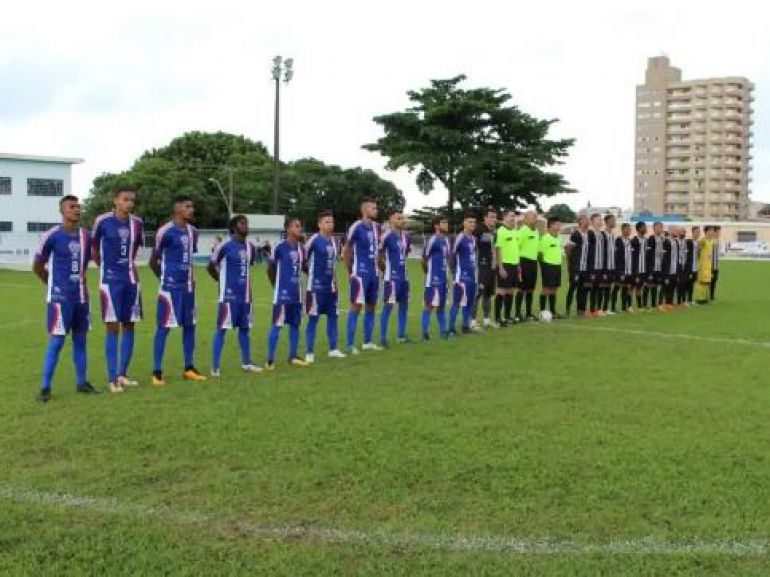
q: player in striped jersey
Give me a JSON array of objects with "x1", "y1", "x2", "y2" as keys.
[
  {"x1": 378, "y1": 210, "x2": 411, "y2": 347},
  {"x1": 149, "y1": 195, "x2": 207, "y2": 385},
  {"x1": 710, "y1": 226, "x2": 721, "y2": 301},
  {"x1": 208, "y1": 215, "x2": 261, "y2": 376},
  {"x1": 564, "y1": 214, "x2": 589, "y2": 316},
  {"x1": 33, "y1": 196, "x2": 98, "y2": 402},
  {"x1": 631, "y1": 221, "x2": 649, "y2": 310},
  {"x1": 422, "y1": 216, "x2": 451, "y2": 340},
  {"x1": 646, "y1": 221, "x2": 665, "y2": 308},
  {"x1": 601, "y1": 214, "x2": 617, "y2": 314},
  {"x1": 91, "y1": 186, "x2": 144, "y2": 393},
  {"x1": 660, "y1": 227, "x2": 680, "y2": 311},
  {"x1": 304, "y1": 211, "x2": 346, "y2": 362},
  {"x1": 586, "y1": 213, "x2": 606, "y2": 317},
  {"x1": 683, "y1": 226, "x2": 701, "y2": 305},
  {"x1": 449, "y1": 212, "x2": 479, "y2": 335},
  {"x1": 675, "y1": 228, "x2": 689, "y2": 306},
  {"x1": 614, "y1": 223, "x2": 634, "y2": 312}
]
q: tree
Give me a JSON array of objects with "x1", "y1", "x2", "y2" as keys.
[
  {"x1": 363, "y1": 75, "x2": 575, "y2": 216},
  {"x1": 546, "y1": 203, "x2": 577, "y2": 223}
]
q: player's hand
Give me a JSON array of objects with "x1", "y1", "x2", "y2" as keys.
[
  {"x1": 498, "y1": 265, "x2": 508, "y2": 279},
  {"x1": 517, "y1": 268, "x2": 522, "y2": 282}
]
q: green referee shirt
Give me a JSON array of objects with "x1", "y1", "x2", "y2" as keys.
[
  {"x1": 518, "y1": 225, "x2": 540, "y2": 260},
  {"x1": 539, "y1": 232, "x2": 563, "y2": 265},
  {"x1": 495, "y1": 226, "x2": 520, "y2": 265}
]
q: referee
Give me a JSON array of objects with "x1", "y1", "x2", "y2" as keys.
[
  {"x1": 494, "y1": 210, "x2": 520, "y2": 326},
  {"x1": 515, "y1": 210, "x2": 540, "y2": 322},
  {"x1": 472, "y1": 207, "x2": 498, "y2": 329},
  {"x1": 538, "y1": 216, "x2": 563, "y2": 318}
]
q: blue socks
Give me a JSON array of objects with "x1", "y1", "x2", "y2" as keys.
[
  {"x1": 462, "y1": 305, "x2": 471, "y2": 331},
  {"x1": 421, "y1": 309, "x2": 430, "y2": 337},
  {"x1": 328, "y1": 314, "x2": 338, "y2": 351},
  {"x1": 41, "y1": 336, "x2": 65, "y2": 391},
  {"x1": 437, "y1": 307, "x2": 447, "y2": 335},
  {"x1": 238, "y1": 328, "x2": 251, "y2": 365},
  {"x1": 72, "y1": 332, "x2": 87, "y2": 385},
  {"x1": 153, "y1": 328, "x2": 169, "y2": 373},
  {"x1": 105, "y1": 331, "x2": 118, "y2": 383},
  {"x1": 306, "y1": 315, "x2": 319, "y2": 355},
  {"x1": 363, "y1": 310, "x2": 375, "y2": 345},
  {"x1": 212, "y1": 329, "x2": 226, "y2": 370},
  {"x1": 267, "y1": 325, "x2": 281, "y2": 363},
  {"x1": 346, "y1": 310, "x2": 359, "y2": 349},
  {"x1": 182, "y1": 326, "x2": 195, "y2": 369},
  {"x1": 380, "y1": 305, "x2": 393, "y2": 345},
  {"x1": 397, "y1": 304, "x2": 408, "y2": 339},
  {"x1": 289, "y1": 324, "x2": 299, "y2": 360},
  {"x1": 119, "y1": 329, "x2": 134, "y2": 377},
  {"x1": 449, "y1": 303, "x2": 460, "y2": 333}
]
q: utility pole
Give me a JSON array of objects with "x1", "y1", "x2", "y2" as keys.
[{"x1": 271, "y1": 56, "x2": 294, "y2": 214}]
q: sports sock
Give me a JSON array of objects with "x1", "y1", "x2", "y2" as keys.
[
  {"x1": 238, "y1": 328, "x2": 251, "y2": 365},
  {"x1": 363, "y1": 309, "x2": 375, "y2": 345},
  {"x1": 449, "y1": 301, "x2": 460, "y2": 333},
  {"x1": 267, "y1": 325, "x2": 281, "y2": 363},
  {"x1": 72, "y1": 331, "x2": 87, "y2": 386},
  {"x1": 482, "y1": 295, "x2": 491, "y2": 321},
  {"x1": 514, "y1": 292, "x2": 524, "y2": 318},
  {"x1": 589, "y1": 286, "x2": 598, "y2": 312},
  {"x1": 494, "y1": 295, "x2": 504, "y2": 323},
  {"x1": 327, "y1": 314, "x2": 339, "y2": 350},
  {"x1": 212, "y1": 329, "x2": 226, "y2": 370},
  {"x1": 397, "y1": 303, "x2": 408, "y2": 339},
  {"x1": 576, "y1": 285, "x2": 587, "y2": 313},
  {"x1": 306, "y1": 315, "x2": 319, "y2": 354},
  {"x1": 539, "y1": 294, "x2": 546, "y2": 312},
  {"x1": 153, "y1": 328, "x2": 169, "y2": 374},
  {"x1": 566, "y1": 282, "x2": 576, "y2": 314},
  {"x1": 105, "y1": 331, "x2": 118, "y2": 383},
  {"x1": 649, "y1": 286, "x2": 657, "y2": 308},
  {"x1": 182, "y1": 325, "x2": 195, "y2": 369},
  {"x1": 611, "y1": 286, "x2": 619, "y2": 311},
  {"x1": 504, "y1": 294, "x2": 514, "y2": 320},
  {"x1": 288, "y1": 324, "x2": 299, "y2": 359},
  {"x1": 421, "y1": 309, "x2": 431, "y2": 336},
  {"x1": 461, "y1": 304, "x2": 471, "y2": 330},
  {"x1": 41, "y1": 335, "x2": 65, "y2": 391},
  {"x1": 346, "y1": 310, "x2": 359, "y2": 348},
  {"x1": 119, "y1": 328, "x2": 134, "y2": 378},
  {"x1": 437, "y1": 306, "x2": 447, "y2": 335},
  {"x1": 380, "y1": 304, "x2": 393, "y2": 344},
  {"x1": 548, "y1": 294, "x2": 556, "y2": 314},
  {"x1": 525, "y1": 292, "x2": 533, "y2": 317}
]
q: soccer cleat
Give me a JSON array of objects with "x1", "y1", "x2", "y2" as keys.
[
  {"x1": 584, "y1": 311, "x2": 596, "y2": 318},
  {"x1": 627, "y1": 307, "x2": 637, "y2": 314},
  {"x1": 305, "y1": 353, "x2": 315, "y2": 364},
  {"x1": 440, "y1": 332, "x2": 451, "y2": 340},
  {"x1": 469, "y1": 319, "x2": 480, "y2": 330},
  {"x1": 488, "y1": 321, "x2": 501, "y2": 329},
  {"x1": 422, "y1": 333, "x2": 430, "y2": 342},
  {"x1": 347, "y1": 346, "x2": 361, "y2": 355},
  {"x1": 513, "y1": 316, "x2": 522, "y2": 324},
  {"x1": 605, "y1": 311, "x2": 616, "y2": 316},
  {"x1": 469, "y1": 324, "x2": 483, "y2": 333},
  {"x1": 76, "y1": 382, "x2": 101, "y2": 395},
  {"x1": 242, "y1": 364, "x2": 263, "y2": 373},
  {"x1": 290, "y1": 357, "x2": 309, "y2": 368},
  {"x1": 210, "y1": 369, "x2": 221, "y2": 377},
  {"x1": 151, "y1": 373, "x2": 166, "y2": 387},
  {"x1": 595, "y1": 311, "x2": 608, "y2": 318},
  {"x1": 461, "y1": 327, "x2": 474, "y2": 335},
  {"x1": 361, "y1": 342, "x2": 383, "y2": 351},
  {"x1": 183, "y1": 368, "x2": 208, "y2": 381},
  {"x1": 328, "y1": 349, "x2": 347, "y2": 358},
  {"x1": 38, "y1": 389, "x2": 51, "y2": 403},
  {"x1": 108, "y1": 381, "x2": 124, "y2": 394},
  {"x1": 525, "y1": 315, "x2": 538, "y2": 323},
  {"x1": 396, "y1": 337, "x2": 412, "y2": 345},
  {"x1": 264, "y1": 361, "x2": 276, "y2": 371},
  {"x1": 117, "y1": 376, "x2": 138, "y2": 388}
]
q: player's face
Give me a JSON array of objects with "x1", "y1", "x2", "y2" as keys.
[
  {"x1": 234, "y1": 218, "x2": 249, "y2": 237},
  {"x1": 362, "y1": 201, "x2": 378, "y2": 220},
  {"x1": 175, "y1": 200, "x2": 194, "y2": 222},
  {"x1": 524, "y1": 212, "x2": 537, "y2": 226},
  {"x1": 464, "y1": 217, "x2": 476, "y2": 234},
  {"x1": 605, "y1": 217, "x2": 616, "y2": 231},
  {"x1": 503, "y1": 213, "x2": 515, "y2": 228},
  {"x1": 591, "y1": 216, "x2": 602, "y2": 229},
  {"x1": 577, "y1": 216, "x2": 589, "y2": 230},
  {"x1": 484, "y1": 212, "x2": 498, "y2": 228},
  {"x1": 287, "y1": 220, "x2": 302, "y2": 240},
  {"x1": 60, "y1": 199, "x2": 81, "y2": 224},
  {"x1": 692, "y1": 228, "x2": 701, "y2": 240},
  {"x1": 548, "y1": 221, "x2": 562, "y2": 234},
  {"x1": 638, "y1": 224, "x2": 647, "y2": 236},
  {"x1": 653, "y1": 223, "x2": 663, "y2": 236},
  {"x1": 389, "y1": 212, "x2": 404, "y2": 230},
  {"x1": 437, "y1": 219, "x2": 449, "y2": 234},
  {"x1": 621, "y1": 226, "x2": 631, "y2": 238},
  {"x1": 318, "y1": 216, "x2": 334, "y2": 235},
  {"x1": 114, "y1": 191, "x2": 136, "y2": 215}
]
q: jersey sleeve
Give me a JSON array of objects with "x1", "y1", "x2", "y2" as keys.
[
  {"x1": 35, "y1": 227, "x2": 57, "y2": 263},
  {"x1": 423, "y1": 235, "x2": 434, "y2": 258},
  {"x1": 153, "y1": 225, "x2": 168, "y2": 258},
  {"x1": 210, "y1": 239, "x2": 227, "y2": 265},
  {"x1": 92, "y1": 216, "x2": 105, "y2": 249},
  {"x1": 192, "y1": 227, "x2": 199, "y2": 253},
  {"x1": 249, "y1": 242, "x2": 257, "y2": 265}
]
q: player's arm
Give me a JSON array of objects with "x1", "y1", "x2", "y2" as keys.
[
  {"x1": 91, "y1": 218, "x2": 103, "y2": 266},
  {"x1": 377, "y1": 234, "x2": 386, "y2": 273},
  {"x1": 32, "y1": 259, "x2": 47, "y2": 284},
  {"x1": 342, "y1": 242, "x2": 353, "y2": 275},
  {"x1": 267, "y1": 244, "x2": 278, "y2": 286}
]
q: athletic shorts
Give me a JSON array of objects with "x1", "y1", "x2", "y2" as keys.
[
  {"x1": 382, "y1": 280, "x2": 409, "y2": 305},
  {"x1": 616, "y1": 273, "x2": 633, "y2": 286},
  {"x1": 662, "y1": 274, "x2": 678, "y2": 287},
  {"x1": 603, "y1": 270, "x2": 617, "y2": 284},
  {"x1": 540, "y1": 262, "x2": 561, "y2": 289},
  {"x1": 518, "y1": 258, "x2": 538, "y2": 291},
  {"x1": 478, "y1": 267, "x2": 495, "y2": 298},
  {"x1": 47, "y1": 300, "x2": 91, "y2": 336},
  {"x1": 497, "y1": 264, "x2": 519, "y2": 289},
  {"x1": 688, "y1": 271, "x2": 698, "y2": 282},
  {"x1": 157, "y1": 289, "x2": 196, "y2": 329},
  {"x1": 305, "y1": 290, "x2": 339, "y2": 316},
  {"x1": 272, "y1": 302, "x2": 302, "y2": 327},
  {"x1": 349, "y1": 274, "x2": 378, "y2": 306},
  {"x1": 99, "y1": 282, "x2": 142, "y2": 323},
  {"x1": 424, "y1": 284, "x2": 447, "y2": 308},
  {"x1": 452, "y1": 281, "x2": 477, "y2": 307},
  {"x1": 217, "y1": 302, "x2": 252, "y2": 330}
]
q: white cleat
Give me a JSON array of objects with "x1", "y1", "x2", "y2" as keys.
[
  {"x1": 305, "y1": 353, "x2": 315, "y2": 365},
  {"x1": 117, "y1": 376, "x2": 138, "y2": 388},
  {"x1": 347, "y1": 346, "x2": 361, "y2": 356},
  {"x1": 108, "y1": 382, "x2": 124, "y2": 394},
  {"x1": 210, "y1": 369, "x2": 221, "y2": 377},
  {"x1": 241, "y1": 364, "x2": 263, "y2": 373},
  {"x1": 328, "y1": 349, "x2": 347, "y2": 359},
  {"x1": 361, "y1": 342, "x2": 384, "y2": 351},
  {"x1": 469, "y1": 319, "x2": 480, "y2": 330}
]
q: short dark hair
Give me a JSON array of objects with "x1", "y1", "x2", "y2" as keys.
[
  {"x1": 59, "y1": 195, "x2": 79, "y2": 206},
  {"x1": 361, "y1": 197, "x2": 376, "y2": 205},
  {"x1": 653, "y1": 221, "x2": 664, "y2": 227},
  {"x1": 621, "y1": 222, "x2": 631, "y2": 230},
  {"x1": 463, "y1": 211, "x2": 476, "y2": 220},
  {"x1": 432, "y1": 215, "x2": 447, "y2": 227},
  {"x1": 714, "y1": 225, "x2": 722, "y2": 231},
  {"x1": 691, "y1": 225, "x2": 701, "y2": 232},
  {"x1": 173, "y1": 194, "x2": 192, "y2": 205},
  {"x1": 590, "y1": 213, "x2": 601, "y2": 220},
  {"x1": 604, "y1": 214, "x2": 615, "y2": 223},
  {"x1": 285, "y1": 216, "x2": 300, "y2": 231},
  {"x1": 502, "y1": 209, "x2": 516, "y2": 219},
  {"x1": 317, "y1": 210, "x2": 334, "y2": 221},
  {"x1": 482, "y1": 207, "x2": 498, "y2": 218},
  {"x1": 228, "y1": 214, "x2": 247, "y2": 234},
  {"x1": 635, "y1": 221, "x2": 646, "y2": 232},
  {"x1": 113, "y1": 185, "x2": 138, "y2": 198},
  {"x1": 547, "y1": 216, "x2": 561, "y2": 227}
]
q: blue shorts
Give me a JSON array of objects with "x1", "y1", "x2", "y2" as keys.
[
  {"x1": 217, "y1": 302, "x2": 252, "y2": 330},
  {"x1": 99, "y1": 282, "x2": 142, "y2": 323},
  {"x1": 305, "y1": 291, "x2": 339, "y2": 316},
  {"x1": 383, "y1": 279, "x2": 409, "y2": 305},
  {"x1": 272, "y1": 302, "x2": 302, "y2": 327},
  {"x1": 350, "y1": 274, "x2": 378, "y2": 306},
  {"x1": 424, "y1": 284, "x2": 447, "y2": 308},
  {"x1": 157, "y1": 289, "x2": 196, "y2": 328},
  {"x1": 452, "y1": 281, "x2": 477, "y2": 307},
  {"x1": 47, "y1": 300, "x2": 91, "y2": 336}
]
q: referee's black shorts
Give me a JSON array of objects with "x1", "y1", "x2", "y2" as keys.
[
  {"x1": 519, "y1": 257, "x2": 538, "y2": 291},
  {"x1": 540, "y1": 262, "x2": 561, "y2": 289},
  {"x1": 478, "y1": 266, "x2": 496, "y2": 298},
  {"x1": 496, "y1": 264, "x2": 519, "y2": 289}
]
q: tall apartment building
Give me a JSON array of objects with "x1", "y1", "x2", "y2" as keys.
[{"x1": 634, "y1": 56, "x2": 754, "y2": 220}]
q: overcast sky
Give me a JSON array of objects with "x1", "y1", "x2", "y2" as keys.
[{"x1": 1, "y1": 0, "x2": 768, "y2": 212}]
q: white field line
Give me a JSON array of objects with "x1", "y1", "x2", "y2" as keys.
[{"x1": 0, "y1": 483, "x2": 766, "y2": 556}]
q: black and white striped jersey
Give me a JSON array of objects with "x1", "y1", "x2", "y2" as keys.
[
  {"x1": 615, "y1": 236, "x2": 633, "y2": 275},
  {"x1": 568, "y1": 229, "x2": 589, "y2": 273}
]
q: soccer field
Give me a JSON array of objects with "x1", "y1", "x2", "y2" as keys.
[{"x1": 2, "y1": 260, "x2": 770, "y2": 576}]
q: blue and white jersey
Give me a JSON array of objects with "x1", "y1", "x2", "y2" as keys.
[
  {"x1": 153, "y1": 221, "x2": 198, "y2": 292},
  {"x1": 270, "y1": 240, "x2": 303, "y2": 305},
  {"x1": 380, "y1": 228, "x2": 410, "y2": 283},
  {"x1": 35, "y1": 225, "x2": 91, "y2": 304},
  {"x1": 347, "y1": 220, "x2": 378, "y2": 278},
  {"x1": 92, "y1": 212, "x2": 144, "y2": 285},
  {"x1": 423, "y1": 233, "x2": 450, "y2": 288},
  {"x1": 305, "y1": 233, "x2": 338, "y2": 293},
  {"x1": 210, "y1": 236, "x2": 256, "y2": 304},
  {"x1": 452, "y1": 232, "x2": 477, "y2": 284}
]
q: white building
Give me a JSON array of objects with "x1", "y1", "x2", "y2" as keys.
[{"x1": 0, "y1": 153, "x2": 83, "y2": 266}]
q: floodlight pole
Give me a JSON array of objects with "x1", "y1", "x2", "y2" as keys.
[
  {"x1": 208, "y1": 178, "x2": 232, "y2": 216},
  {"x1": 271, "y1": 56, "x2": 293, "y2": 215}
]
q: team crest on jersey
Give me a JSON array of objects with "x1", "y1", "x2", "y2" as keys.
[
  {"x1": 290, "y1": 250, "x2": 299, "y2": 263},
  {"x1": 118, "y1": 227, "x2": 130, "y2": 242},
  {"x1": 180, "y1": 235, "x2": 190, "y2": 248},
  {"x1": 326, "y1": 246, "x2": 335, "y2": 258},
  {"x1": 238, "y1": 249, "x2": 247, "y2": 263},
  {"x1": 68, "y1": 240, "x2": 81, "y2": 257}
]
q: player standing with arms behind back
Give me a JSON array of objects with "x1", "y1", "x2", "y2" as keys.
[
  {"x1": 449, "y1": 212, "x2": 479, "y2": 335},
  {"x1": 149, "y1": 195, "x2": 207, "y2": 386},
  {"x1": 422, "y1": 216, "x2": 451, "y2": 340},
  {"x1": 92, "y1": 186, "x2": 144, "y2": 393},
  {"x1": 379, "y1": 210, "x2": 411, "y2": 347},
  {"x1": 33, "y1": 196, "x2": 99, "y2": 402},
  {"x1": 472, "y1": 208, "x2": 498, "y2": 329}
]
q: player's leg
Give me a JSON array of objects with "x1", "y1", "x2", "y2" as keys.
[
  {"x1": 710, "y1": 269, "x2": 719, "y2": 301},
  {"x1": 266, "y1": 305, "x2": 284, "y2": 368},
  {"x1": 449, "y1": 281, "x2": 463, "y2": 334},
  {"x1": 346, "y1": 275, "x2": 363, "y2": 352},
  {"x1": 362, "y1": 277, "x2": 379, "y2": 348},
  {"x1": 287, "y1": 304, "x2": 306, "y2": 366},
  {"x1": 305, "y1": 292, "x2": 320, "y2": 361},
  {"x1": 70, "y1": 303, "x2": 96, "y2": 393},
  {"x1": 180, "y1": 291, "x2": 204, "y2": 379},
  {"x1": 153, "y1": 291, "x2": 177, "y2": 385},
  {"x1": 422, "y1": 287, "x2": 434, "y2": 341},
  {"x1": 116, "y1": 283, "x2": 141, "y2": 386},
  {"x1": 211, "y1": 303, "x2": 229, "y2": 375},
  {"x1": 380, "y1": 282, "x2": 394, "y2": 347},
  {"x1": 610, "y1": 278, "x2": 620, "y2": 312},
  {"x1": 397, "y1": 281, "x2": 409, "y2": 341},
  {"x1": 326, "y1": 292, "x2": 344, "y2": 357},
  {"x1": 436, "y1": 283, "x2": 448, "y2": 337},
  {"x1": 462, "y1": 283, "x2": 477, "y2": 332},
  {"x1": 481, "y1": 272, "x2": 494, "y2": 328}
]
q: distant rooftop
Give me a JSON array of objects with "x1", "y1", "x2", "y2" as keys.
[{"x1": 0, "y1": 153, "x2": 84, "y2": 164}]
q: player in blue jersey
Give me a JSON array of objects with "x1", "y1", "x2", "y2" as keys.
[
  {"x1": 207, "y1": 214, "x2": 262, "y2": 376},
  {"x1": 149, "y1": 195, "x2": 207, "y2": 385},
  {"x1": 266, "y1": 217, "x2": 308, "y2": 369},
  {"x1": 33, "y1": 195, "x2": 99, "y2": 402},
  {"x1": 92, "y1": 186, "x2": 144, "y2": 393},
  {"x1": 422, "y1": 215, "x2": 451, "y2": 341},
  {"x1": 343, "y1": 198, "x2": 383, "y2": 354},
  {"x1": 449, "y1": 212, "x2": 479, "y2": 335},
  {"x1": 378, "y1": 210, "x2": 411, "y2": 347},
  {"x1": 304, "y1": 211, "x2": 346, "y2": 363}
]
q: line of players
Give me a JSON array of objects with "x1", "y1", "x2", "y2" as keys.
[{"x1": 33, "y1": 189, "x2": 720, "y2": 402}]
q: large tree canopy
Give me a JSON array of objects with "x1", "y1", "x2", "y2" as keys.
[
  {"x1": 363, "y1": 75, "x2": 575, "y2": 215},
  {"x1": 84, "y1": 131, "x2": 404, "y2": 231}
]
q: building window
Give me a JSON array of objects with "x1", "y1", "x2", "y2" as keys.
[
  {"x1": 0, "y1": 221, "x2": 12, "y2": 232},
  {"x1": 27, "y1": 222, "x2": 59, "y2": 233},
  {"x1": 736, "y1": 232, "x2": 756, "y2": 242},
  {"x1": 0, "y1": 177, "x2": 10, "y2": 195},
  {"x1": 27, "y1": 178, "x2": 63, "y2": 197}
]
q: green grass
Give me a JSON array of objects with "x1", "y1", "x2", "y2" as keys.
[{"x1": 2, "y1": 260, "x2": 770, "y2": 575}]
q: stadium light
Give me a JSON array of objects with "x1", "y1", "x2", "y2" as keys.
[
  {"x1": 271, "y1": 55, "x2": 294, "y2": 214},
  {"x1": 208, "y1": 177, "x2": 233, "y2": 216}
]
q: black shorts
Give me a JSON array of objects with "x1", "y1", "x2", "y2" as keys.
[
  {"x1": 478, "y1": 266, "x2": 496, "y2": 298},
  {"x1": 497, "y1": 264, "x2": 519, "y2": 289},
  {"x1": 662, "y1": 274, "x2": 678, "y2": 287},
  {"x1": 540, "y1": 262, "x2": 561, "y2": 289},
  {"x1": 519, "y1": 258, "x2": 538, "y2": 291},
  {"x1": 602, "y1": 270, "x2": 617, "y2": 284},
  {"x1": 616, "y1": 273, "x2": 633, "y2": 286}
]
